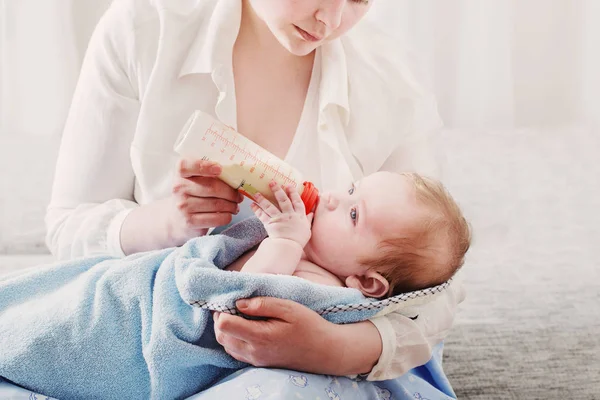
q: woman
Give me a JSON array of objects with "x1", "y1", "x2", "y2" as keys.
[{"x1": 46, "y1": 0, "x2": 464, "y2": 397}]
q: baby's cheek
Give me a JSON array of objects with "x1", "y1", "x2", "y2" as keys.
[
  {"x1": 311, "y1": 216, "x2": 328, "y2": 236},
  {"x1": 311, "y1": 222, "x2": 334, "y2": 247}
]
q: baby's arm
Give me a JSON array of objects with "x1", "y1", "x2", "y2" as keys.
[
  {"x1": 241, "y1": 238, "x2": 303, "y2": 275},
  {"x1": 241, "y1": 181, "x2": 312, "y2": 276}
]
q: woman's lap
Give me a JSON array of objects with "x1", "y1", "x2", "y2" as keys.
[
  {"x1": 0, "y1": 344, "x2": 455, "y2": 400},
  {"x1": 190, "y1": 343, "x2": 456, "y2": 400},
  {"x1": 0, "y1": 377, "x2": 56, "y2": 399}
]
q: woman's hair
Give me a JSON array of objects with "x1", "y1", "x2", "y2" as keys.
[{"x1": 360, "y1": 173, "x2": 472, "y2": 298}]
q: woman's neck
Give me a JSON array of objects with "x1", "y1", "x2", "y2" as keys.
[{"x1": 238, "y1": 0, "x2": 314, "y2": 67}]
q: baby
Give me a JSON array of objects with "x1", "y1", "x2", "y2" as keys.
[
  {"x1": 0, "y1": 171, "x2": 471, "y2": 400},
  {"x1": 228, "y1": 171, "x2": 472, "y2": 298}
]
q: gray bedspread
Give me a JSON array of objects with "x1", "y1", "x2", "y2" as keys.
[{"x1": 440, "y1": 127, "x2": 600, "y2": 399}]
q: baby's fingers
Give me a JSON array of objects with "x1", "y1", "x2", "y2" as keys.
[
  {"x1": 306, "y1": 212, "x2": 314, "y2": 226},
  {"x1": 254, "y1": 192, "x2": 279, "y2": 217},
  {"x1": 270, "y1": 181, "x2": 294, "y2": 214},
  {"x1": 286, "y1": 185, "x2": 306, "y2": 214},
  {"x1": 251, "y1": 203, "x2": 270, "y2": 225}
]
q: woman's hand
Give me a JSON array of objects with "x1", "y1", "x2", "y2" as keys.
[
  {"x1": 213, "y1": 297, "x2": 383, "y2": 376},
  {"x1": 120, "y1": 158, "x2": 243, "y2": 255},
  {"x1": 167, "y1": 158, "x2": 244, "y2": 246}
]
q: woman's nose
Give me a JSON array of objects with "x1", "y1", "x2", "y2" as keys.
[{"x1": 315, "y1": 0, "x2": 345, "y2": 31}]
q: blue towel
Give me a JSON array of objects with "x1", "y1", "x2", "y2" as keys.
[
  {"x1": 0, "y1": 218, "x2": 366, "y2": 399},
  {"x1": 0, "y1": 217, "x2": 450, "y2": 400}
]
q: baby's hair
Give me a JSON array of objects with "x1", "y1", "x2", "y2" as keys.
[{"x1": 360, "y1": 172, "x2": 471, "y2": 297}]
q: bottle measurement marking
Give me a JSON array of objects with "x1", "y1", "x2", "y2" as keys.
[{"x1": 204, "y1": 124, "x2": 298, "y2": 187}]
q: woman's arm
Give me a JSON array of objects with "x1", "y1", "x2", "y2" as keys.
[
  {"x1": 213, "y1": 282, "x2": 465, "y2": 378},
  {"x1": 47, "y1": 2, "x2": 242, "y2": 259},
  {"x1": 379, "y1": 113, "x2": 443, "y2": 180},
  {"x1": 366, "y1": 280, "x2": 466, "y2": 380},
  {"x1": 46, "y1": 2, "x2": 141, "y2": 260},
  {"x1": 213, "y1": 297, "x2": 382, "y2": 376},
  {"x1": 119, "y1": 159, "x2": 240, "y2": 255}
]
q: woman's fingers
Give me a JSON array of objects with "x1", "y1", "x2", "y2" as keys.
[
  {"x1": 168, "y1": 158, "x2": 246, "y2": 243},
  {"x1": 176, "y1": 196, "x2": 239, "y2": 214},
  {"x1": 214, "y1": 312, "x2": 262, "y2": 343},
  {"x1": 174, "y1": 176, "x2": 243, "y2": 203},
  {"x1": 214, "y1": 318, "x2": 249, "y2": 348},
  {"x1": 175, "y1": 158, "x2": 243, "y2": 203},
  {"x1": 213, "y1": 299, "x2": 341, "y2": 372},
  {"x1": 222, "y1": 348, "x2": 253, "y2": 365},
  {"x1": 214, "y1": 318, "x2": 256, "y2": 364},
  {"x1": 177, "y1": 158, "x2": 222, "y2": 178},
  {"x1": 184, "y1": 212, "x2": 234, "y2": 229},
  {"x1": 236, "y1": 297, "x2": 294, "y2": 320}
]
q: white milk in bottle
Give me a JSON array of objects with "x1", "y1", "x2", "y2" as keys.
[{"x1": 174, "y1": 111, "x2": 319, "y2": 213}]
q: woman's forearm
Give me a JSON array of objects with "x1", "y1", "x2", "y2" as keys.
[
  {"x1": 329, "y1": 320, "x2": 382, "y2": 376},
  {"x1": 120, "y1": 198, "x2": 203, "y2": 255}
]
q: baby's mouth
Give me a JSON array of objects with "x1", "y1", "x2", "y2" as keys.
[{"x1": 310, "y1": 196, "x2": 320, "y2": 226}]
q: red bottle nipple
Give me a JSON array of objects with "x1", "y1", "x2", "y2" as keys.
[{"x1": 300, "y1": 181, "x2": 319, "y2": 215}]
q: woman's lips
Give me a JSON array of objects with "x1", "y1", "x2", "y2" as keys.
[{"x1": 294, "y1": 25, "x2": 322, "y2": 42}]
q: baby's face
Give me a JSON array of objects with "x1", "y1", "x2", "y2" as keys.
[{"x1": 305, "y1": 172, "x2": 426, "y2": 278}]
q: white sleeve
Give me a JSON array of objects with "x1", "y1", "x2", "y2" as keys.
[
  {"x1": 45, "y1": 1, "x2": 141, "y2": 260},
  {"x1": 379, "y1": 94, "x2": 445, "y2": 180},
  {"x1": 366, "y1": 280, "x2": 466, "y2": 381}
]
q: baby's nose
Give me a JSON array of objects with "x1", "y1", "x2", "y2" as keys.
[{"x1": 324, "y1": 193, "x2": 339, "y2": 211}]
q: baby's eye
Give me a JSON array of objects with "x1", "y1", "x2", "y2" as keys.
[
  {"x1": 350, "y1": 207, "x2": 357, "y2": 223},
  {"x1": 348, "y1": 183, "x2": 355, "y2": 195}
]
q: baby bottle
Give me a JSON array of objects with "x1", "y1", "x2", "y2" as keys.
[{"x1": 174, "y1": 111, "x2": 319, "y2": 214}]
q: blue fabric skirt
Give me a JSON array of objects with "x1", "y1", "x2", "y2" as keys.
[{"x1": 0, "y1": 342, "x2": 455, "y2": 400}]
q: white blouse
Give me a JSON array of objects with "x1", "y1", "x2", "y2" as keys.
[{"x1": 45, "y1": 0, "x2": 465, "y2": 381}]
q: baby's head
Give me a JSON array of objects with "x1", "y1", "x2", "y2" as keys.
[
  {"x1": 305, "y1": 171, "x2": 471, "y2": 298},
  {"x1": 359, "y1": 172, "x2": 471, "y2": 297}
]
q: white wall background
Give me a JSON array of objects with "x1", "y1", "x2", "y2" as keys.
[
  {"x1": 369, "y1": 0, "x2": 600, "y2": 128},
  {"x1": 0, "y1": 0, "x2": 112, "y2": 252},
  {"x1": 0, "y1": 0, "x2": 599, "y2": 253}
]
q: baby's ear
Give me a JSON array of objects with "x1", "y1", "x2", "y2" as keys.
[{"x1": 345, "y1": 271, "x2": 390, "y2": 299}]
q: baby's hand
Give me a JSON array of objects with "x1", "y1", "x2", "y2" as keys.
[{"x1": 251, "y1": 181, "x2": 313, "y2": 248}]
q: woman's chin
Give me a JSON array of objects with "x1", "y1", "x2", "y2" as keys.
[{"x1": 278, "y1": 36, "x2": 318, "y2": 57}]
